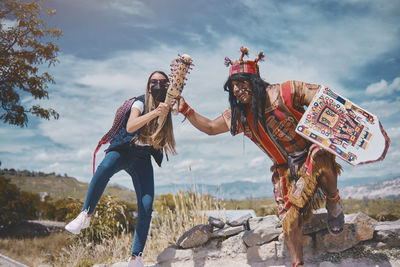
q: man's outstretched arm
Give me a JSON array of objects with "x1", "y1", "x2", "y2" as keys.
[{"x1": 177, "y1": 96, "x2": 229, "y2": 135}]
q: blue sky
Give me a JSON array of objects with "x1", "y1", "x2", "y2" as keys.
[{"x1": 1, "y1": 0, "x2": 400, "y2": 191}]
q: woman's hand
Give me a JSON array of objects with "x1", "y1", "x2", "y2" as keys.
[{"x1": 154, "y1": 102, "x2": 170, "y2": 117}]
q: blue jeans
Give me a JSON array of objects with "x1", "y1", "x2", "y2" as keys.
[{"x1": 82, "y1": 149, "x2": 154, "y2": 256}]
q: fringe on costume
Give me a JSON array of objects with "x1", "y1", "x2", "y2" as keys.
[{"x1": 281, "y1": 150, "x2": 342, "y2": 234}]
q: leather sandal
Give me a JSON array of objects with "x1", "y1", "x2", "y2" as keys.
[{"x1": 326, "y1": 190, "x2": 344, "y2": 235}]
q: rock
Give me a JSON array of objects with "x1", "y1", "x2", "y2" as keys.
[
  {"x1": 157, "y1": 245, "x2": 193, "y2": 263},
  {"x1": 242, "y1": 227, "x2": 282, "y2": 247},
  {"x1": 227, "y1": 213, "x2": 253, "y2": 227},
  {"x1": 374, "y1": 219, "x2": 400, "y2": 246},
  {"x1": 315, "y1": 212, "x2": 377, "y2": 253},
  {"x1": 276, "y1": 234, "x2": 319, "y2": 260},
  {"x1": 202, "y1": 210, "x2": 256, "y2": 223},
  {"x1": 243, "y1": 215, "x2": 282, "y2": 247},
  {"x1": 316, "y1": 224, "x2": 359, "y2": 252},
  {"x1": 375, "y1": 219, "x2": 400, "y2": 232},
  {"x1": 302, "y1": 234, "x2": 316, "y2": 258},
  {"x1": 220, "y1": 232, "x2": 247, "y2": 256},
  {"x1": 93, "y1": 264, "x2": 108, "y2": 267},
  {"x1": 348, "y1": 212, "x2": 377, "y2": 242},
  {"x1": 246, "y1": 241, "x2": 277, "y2": 262},
  {"x1": 210, "y1": 225, "x2": 244, "y2": 238},
  {"x1": 303, "y1": 209, "x2": 328, "y2": 234},
  {"x1": 208, "y1": 216, "x2": 225, "y2": 229},
  {"x1": 248, "y1": 215, "x2": 281, "y2": 230},
  {"x1": 316, "y1": 224, "x2": 358, "y2": 253},
  {"x1": 319, "y1": 262, "x2": 336, "y2": 267},
  {"x1": 192, "y1": 239, "x2": 221, "y2": 259},
  {"x1": 275, "y1": 239, "x2": 289, "y2": 259},
  {"x1": 375, "y1": 241, "x2": 387, "y2": 248},
  {"x1": 176, "y1": 224, "x2": 213, "y2": 249}
]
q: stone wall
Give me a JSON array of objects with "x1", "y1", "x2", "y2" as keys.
[{"x1": 155, "y1": 210, "x2": 400, "y2": 266}]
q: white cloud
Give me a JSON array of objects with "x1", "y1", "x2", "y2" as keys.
[
  {"x1": 1, "y1": 1, "x2": 400, "y2": 190},
  {"x1": 387, "y1": 127, "x2": 400, "y2": 140},
  {"x1": 106, "y1": 0, "x2": 153, "y2": 17},
  {"x1": 359, "y1": 99, "x2": 400, "y2": 119},
  {"x1": 365, "y1": 77, "x2": 400, "y2": 97},
  {"x1": 0, "y1": 19, "x2": 17, "y2": 28}
]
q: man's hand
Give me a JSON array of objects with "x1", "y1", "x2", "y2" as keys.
[{"x1": 176, "y1": 95, "x2": 187, "y2": 112}]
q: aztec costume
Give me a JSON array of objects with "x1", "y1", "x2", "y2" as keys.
[{"x1": 222, "y1": 48, "x2": 342, "y2": 234}]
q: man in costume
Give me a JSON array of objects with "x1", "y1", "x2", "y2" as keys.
[{"x1": 178, "y1": 47, "x2": 344, "y2": 266}]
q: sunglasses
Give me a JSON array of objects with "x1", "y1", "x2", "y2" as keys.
[{"x1": 150, "y1": 79, "x2": 169, "y2": 86}]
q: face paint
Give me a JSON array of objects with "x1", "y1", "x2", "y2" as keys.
[{"x1": 232, "y1": 81, "x2": 253, "y2": 104}]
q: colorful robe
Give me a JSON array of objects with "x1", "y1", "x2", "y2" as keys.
[{"x1": 222, "y1": 80, "x2": 341, "y2": 233}]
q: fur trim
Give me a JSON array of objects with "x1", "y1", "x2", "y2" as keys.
[{"x1": 282, "y1": 151, "x2": 342, "y2": 234}]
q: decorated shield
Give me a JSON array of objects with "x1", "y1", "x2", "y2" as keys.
[{"x1": 296, "y1": 86, "x2": 390, "y2": 165}]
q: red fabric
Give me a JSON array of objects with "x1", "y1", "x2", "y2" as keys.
[
  {"x1": 245, "y1": 107, "x2": 288, "y2": 164},
  {"x1": 280, "y1": 81, "x2": 304, "y2": 121},
  {"x1": 229, "y1": 60, "x2": 258, "y2": 76}
]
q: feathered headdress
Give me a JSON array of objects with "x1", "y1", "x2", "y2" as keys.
[{"x1": 224, "y1": 46, "x2": 265, "y2": 76}]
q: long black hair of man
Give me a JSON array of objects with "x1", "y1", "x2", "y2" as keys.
[{"x1": 223, "y1": 72, "x2": 270, "y2": 135}]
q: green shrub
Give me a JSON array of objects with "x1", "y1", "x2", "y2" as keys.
[
  {"x1": 0, "y1": 175, "x2": 39, "y2": 229},
  {"x1": 65, "y1": 195, "x2": 136, "y2": 243}
]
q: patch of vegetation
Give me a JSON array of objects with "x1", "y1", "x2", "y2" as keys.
[
  {"x1": 65, "y1": 195, "x2": 136, "y2": 243},
  {"x1": 222, "y1": 198, "x2": 276, "y2": 216},
  {"x1": 0, "y1": 175, "x2": 40, "y2": 229},
  {"x1": 321, "y1": 245, "x2": 400, "y2": 263},
  {"x1": 342, "y1": 198, "x2": 400, "y2": 221}
]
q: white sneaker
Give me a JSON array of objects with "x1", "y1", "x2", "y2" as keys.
[
  {"x1": 65, "y1": 210, "x2": 91, "y2": 235},
  {"x1": 128, "y1": 255, "x2": 145, "y2": 267}
]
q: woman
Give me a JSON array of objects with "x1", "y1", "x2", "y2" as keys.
[{"x1": 65, "y1": 71, "x2": 176, "y2": 267}]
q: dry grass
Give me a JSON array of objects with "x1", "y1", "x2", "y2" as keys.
[
  {"x1": 49, "y1": 190, "x2": 223, "y2": 266},
  {"x1": 55, "y1": 234, "x2": 133, "y2": 267},
  {"x1": 144, "y1": 190, "x2": 224, "y2": 262},
  {"x1": 0, "y1": 233, "x2": 73, "y2": 266},
  {"x1": 2, "y1": 195, "x2": 399, "y2": 266}
]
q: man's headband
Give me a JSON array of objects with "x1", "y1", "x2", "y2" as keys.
[{"x1": 224, "y1": 46, "x2": 265, "y2": 76}]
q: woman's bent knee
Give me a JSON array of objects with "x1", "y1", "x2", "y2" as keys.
[{"x1": 139, "y1": 194, "x2": 153, "y2": 216}]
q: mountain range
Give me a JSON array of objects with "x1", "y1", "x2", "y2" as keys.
[{"x1": 2, "y1": 168, "x2": 399, "y2": 200}]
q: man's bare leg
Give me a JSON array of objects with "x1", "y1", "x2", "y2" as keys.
[
  {"x1": 284, "y1": 216, "x2": 304, "y2": 265},
  {"x1": 317, "y1": 160, "x2": 338, "y2": 210},
  {"x1": 318, "y1": 160, "x2": 344, "y2": 233}
]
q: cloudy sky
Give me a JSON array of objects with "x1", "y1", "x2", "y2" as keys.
[{"x1": 1, "y1": 0, "x2": 400, "y2": 191}]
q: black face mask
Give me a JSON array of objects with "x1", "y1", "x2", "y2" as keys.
[{"x1": 150, "y1": 83, "x2": 167, "y2": 102}]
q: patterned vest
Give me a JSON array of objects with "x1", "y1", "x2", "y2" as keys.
[
  {"x1": 92, "y1": 95, "x2": 163, "y2": 174},
  {"x1": 239, "y1": 81, "x2": 310, "y2": 165}
]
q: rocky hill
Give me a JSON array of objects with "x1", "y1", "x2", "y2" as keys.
[
  {"x1": 156, "y1": 177, "x2": 400, "y2": 200},
  {"x1": 0, "y1": 168, "x2": 136, "y2": 202},
  {"x1": 340, "y1": 177, "x2": 400, "y2": 199}
]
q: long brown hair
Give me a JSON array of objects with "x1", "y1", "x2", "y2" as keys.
[{"x1": 137, "y1": 71, "x2": 176, "y2": 155}]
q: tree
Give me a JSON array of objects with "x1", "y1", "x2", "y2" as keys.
[
  {"x1": 0, "y1": 0, "x2": 61, "y2": 127},
  {"x1": 0, "y1": 175, "x2": 39, "y2": 229}
]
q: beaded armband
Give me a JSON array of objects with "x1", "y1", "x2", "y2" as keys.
[{"x1": 179, "y1": 102, "x2": 195, "y2": 119}]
